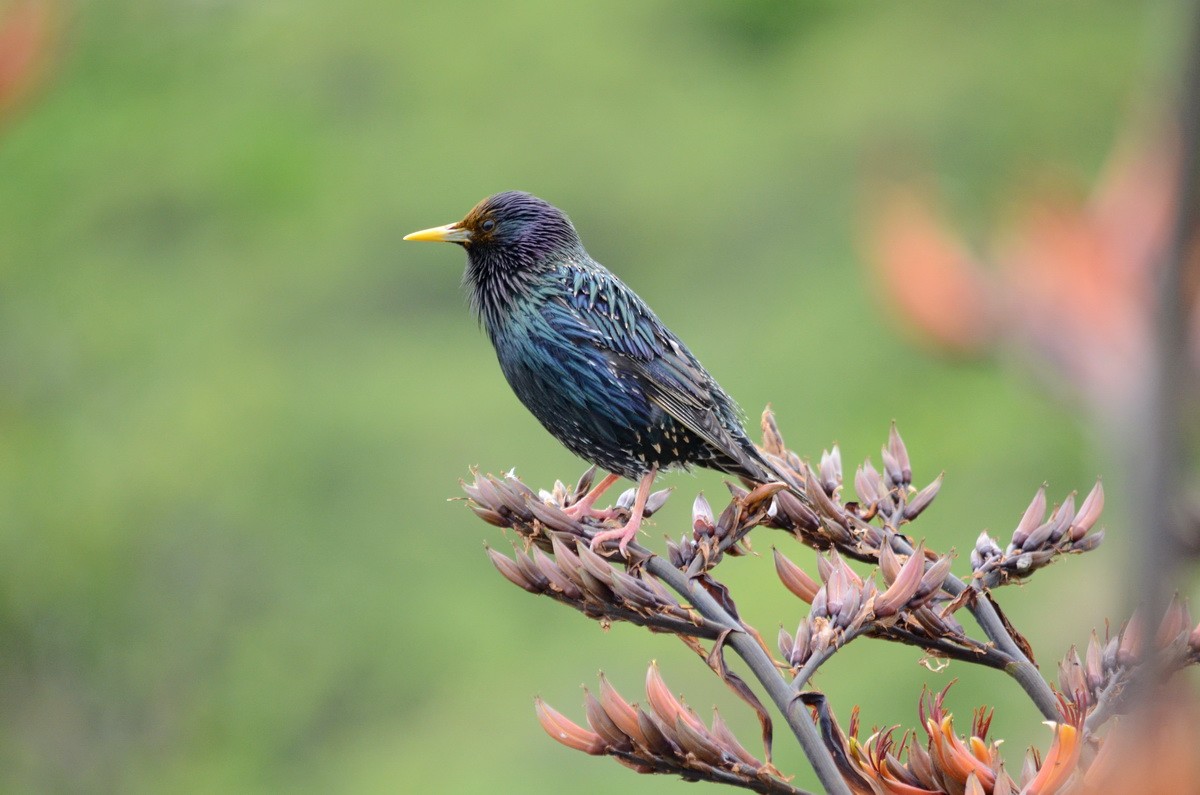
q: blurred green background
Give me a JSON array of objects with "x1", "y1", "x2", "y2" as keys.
[{"x1": 0, "y1": 1, "x2": 1177, "y2": 792}]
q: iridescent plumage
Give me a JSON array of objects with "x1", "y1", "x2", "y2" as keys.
[{"x1": 406, "y1": 191, "x2": 780, "y2": 551}]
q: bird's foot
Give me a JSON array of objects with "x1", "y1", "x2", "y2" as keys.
[
  {"x1": 564, "y1": 472, "x2": 622, "y2": 523},
  {"x1": 564, "y1": 503, "x2": 620, "y2": 523},
  {"x1": 586, "y1": 467, "x2": 657, "y2": 557},
  {"x1": 588, "y1": 519, "x2": 642, "y2": 557}
]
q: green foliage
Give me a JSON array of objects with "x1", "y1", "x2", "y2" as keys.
[{"x1": 0, "y1": 1, "x2": 1145, "y2": 792}]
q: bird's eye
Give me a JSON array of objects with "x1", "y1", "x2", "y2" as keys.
[{"x1": 481, "y1": 219, "x2": 496, "y2": 232}]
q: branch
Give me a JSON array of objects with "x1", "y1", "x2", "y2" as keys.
[
  {"x1": 640, "y1": 553, "x2": 855, "y2": 795},
  {"x1": 607, "y1": 749, "x2": 817, "y2": 795}
]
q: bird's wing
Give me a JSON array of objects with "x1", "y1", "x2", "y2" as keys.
[{"x1": 546, "y1": 264, "x2": 760, "y2": 471}]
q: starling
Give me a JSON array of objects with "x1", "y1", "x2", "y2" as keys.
[{"x1": 406, "y1": 191, "x2": 783, "y2": 553}]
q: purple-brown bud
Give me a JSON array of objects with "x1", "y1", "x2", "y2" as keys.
[
  {"x1": 692, "y1": 492, "x2": 715, "y2": 536},
  {"x1": 1156, "y1": 595, "x2": 1191, "y2": 648},
  {"x1": 487, "y1": 546, "x2": 542, "y2": 593},
  {"x1": 535, "y1": 697, "x2": 605, "y2": 755},
  {"x1": 644, "y1": 488, "x2": 673, "y2": 517},
  {"x1": 855, "y1": 461, "x2": 885, "y2": 507},
  {"x1": 887, "y1": 421, "x2": 913, "y2": 487},
  {"x1": 1011, "y1": 485, "x2": 1047, "y2": 549},
  {"x1": 820, "y1": 445, "x2": 843, "y2": 495},
  {"x1": 584, "y1": 688, "x2": 632, "y2": 751},
  {"x1": 1069, "y1": 480, "x2": 1104, "y2": 541},
  {"x1": 674, "y1": 715, "x2": 726, "y2": 766},
  {"x1": 914, "y1": 554, "x2": 953, "y2": 604},
  {"x1": 1118, "y1": 614, "x2": 1143, "y2": 667},
  {"x1": 805, "y1": 463, "x2": 846, "y2": 525},
  {"x1": 598, "y1": 673, "x2": 647, "y2": 747},
  {"x1": 875, "y1": 542, "x2": 927, "y2": 618},
  {"x1": 904, "y1": 473, "x2": 943, "y2": 520},
  {"x1": 760, "y1": 406, "x2": 786, "y2": 456},
  {"x1": 774, "y1": 548, "x2": 820, "y2": 603},
  {"x1": 710, "y1": 709, "x2": 762, "y2": 771}
]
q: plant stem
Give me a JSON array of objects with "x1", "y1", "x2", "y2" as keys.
[
  {"x1": 642, "y1": 554, "x2": 855, "y2": 795},
  {"x1": 609, "y1": 749, "x2": 817, "y2": 795},
  {"x1": 937, "y1": 572, "x2": 1061, "y2": 720}
]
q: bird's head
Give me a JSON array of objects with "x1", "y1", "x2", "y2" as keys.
[
  {"x1": 406, "y1": 191, "x2": 584, "y2": 326},
  {"x1": 404, "y1": 191, "x2": 582, "y2": 270}
]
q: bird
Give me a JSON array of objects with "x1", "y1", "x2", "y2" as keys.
[{"x1": 405, "y1": 191, "x2": 784, "y2": 554}]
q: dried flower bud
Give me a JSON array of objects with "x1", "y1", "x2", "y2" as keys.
[
  {"x1": 1046, "y1": 494, "x2": 1075, "y2": 544},
  {"x1": 971, "y1": 531, "x2": 1002, "y2": 572},
  {"x1": 855, "y1": 460, "x2": 885, "y2": 507},
  {"x1": 573, "y1": 465, "x2": 597, "y2": 500},
  {"x1": 774, "y1": 488, "x2": 820, "y2": 532},
  {"x1": 674, "y1": 715, "x2": 726, "y2": 766},
  {"x1": 1157, "y1": 595, "x2": 1191, "y2": 648},
  {"x1": 1070, "y1": 531, "x2": 1104, "y2": 553},
  {"x1": 908, "y1": 742, "x2": 936, "y2": 787},
  {"x1": 903, "y1": 473, "x2": 943, "y2": 520},
  {"x1": 823, "y1": 564, "x2": 854, "y2": 623},
  {"x1": 584, "y1": 688, "x2": 632, "y2": 751},
  {"x1": 576, "y1": 542, "x2": 617, "y2": 587},
  {"x1": 778, "y1": 626, "x2": 795, "y2": 663},
  {"x1": 636, "y1": 708, "x2": 678, "y2": 756},
  {"x1": 774, "y1": 548, "x2": 820, "y2": 603},
  {"x1": 527, "y1": 499, "x2": 579, "y2": 535},
  {"x1": 489, "y1": 476, "x2": 534, "y2": 520},
  {"x1": 505, "y1": 473, "x2": 537, "y2": 501},
  {"x1": 667, "y1": 535, "x2": 697, "y2": 569},
  {"x1": 487, "y1": 546, "x2": 542, "y2": 593},
  {"x1": 646, "y1": 661, "x2": 706, "y2": 735},
  {"x1": 1118, "y1": 614, "x2": 1143, "y2": 666},
  {"x1": 1058, "y1": 647, "x2": 1087, "y2": 704},
  {"x1": 1085, "y1": 632, "x2": 1105, "y2": 691},
  {"x1": 644, "y1": 488, "x2": 673, "y2": 517},
  {"x1": 616, "y1": 488, "x2": 636, "y2": 511},
  {"x1": 710, "y1": 709, "x2": 762, "y2": 771},
  {"x1": 535, "y1": 697, "x2": 605, "y2": 755},
  {"x1": 598, "y1": 673, "x2": 647, "y2": 747},
  {"x1": 532, "y1": 547, "x2": 583, "y2": 599},
  {"x1": 881, "y1": 446, "x2": 902, "y2": 491},
  {"x1": 879, "y1": 538, "x2": 903, "y2": 584},
  {"x1": 1021, "y1": 499, "x2": 1068, "y2": 551},
  {"x1": 692, "y1": 492, "x2": 715, "y2": 536},
  {"x1": 760, "y1": 406, "x2": 786, "y2": 456},
  {"x1": 470, "y1": 503, "x2": 510, "y2": 528},
  {"x1": 550, "y1": 535, "x2": 590, "y2": 593},
  {"x1": 1069, "y1": 480, "x2": 1104, "y2": 541},
  {"x1": 820, "y1": 445, "x2": 843, "y2": 495},
  {"x1": 1012, "y1": 485, "x2": 1047, "y2": 549},
  {"x1": 875, "y1": 542, "x2": 927, "y2": 618},
  {"x1": 715, "y1": 502, "x2": 739, "y2": 537},
  {"x1": 806, "y1": 463, "x2": 846, "y2": 525},
  {"x1": 914, "y1": 554, "x2": 953, "y2": 604},
  {"x1": 888, "y1": 422, "x2": 913, "y2": 487}
]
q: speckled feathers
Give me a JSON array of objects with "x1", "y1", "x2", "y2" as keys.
[{"x1": 424, "y1": 191, "x2": 778, "y2": 484}]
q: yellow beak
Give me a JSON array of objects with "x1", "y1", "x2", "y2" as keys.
[{"x1": 403, "y1": 222, "x2": 472, "y2": 244}]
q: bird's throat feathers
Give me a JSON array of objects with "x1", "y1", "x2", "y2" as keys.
[{"x1": 464, "y1": 241, "x2": 580, "y2": 333}]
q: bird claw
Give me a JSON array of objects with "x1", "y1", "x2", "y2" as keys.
[
  {"x1": 565, "y1": 504, "x2": 620, "y2": 523},
  {"x1": 589, "y1": 524, "x2": 639, "y2": 557}
]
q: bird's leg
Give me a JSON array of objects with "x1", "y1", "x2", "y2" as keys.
[
  {"x1": 589, "y1": 467, "x2": 657, "y2": 556},
  {"x1": 564, "y1": 472, "x2": 622, "y2": 521}
]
